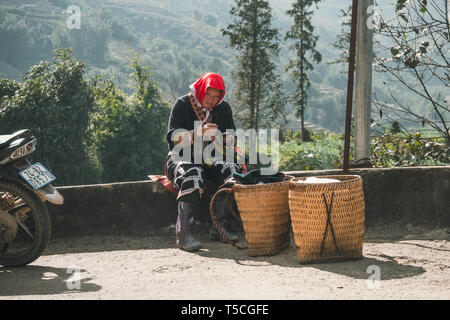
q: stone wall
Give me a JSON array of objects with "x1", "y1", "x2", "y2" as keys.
[{"x1": 47, "y1": 166, "x2": 450, "y2": 238}]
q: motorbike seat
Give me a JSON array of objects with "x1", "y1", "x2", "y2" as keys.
[{"x1": 0, "y1": 129, "x2": 30, "y2": 150}]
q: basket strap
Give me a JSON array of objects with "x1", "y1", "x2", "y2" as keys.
[
  {"x1": 225, "y1": 190, "x2": 242, "y2": 225},
  {"x1": 188, "y1": 92, "x2": 207, "y2": 123},
  {"x1": 216, "y1": 181, "x2": 242, "y2": 224},
  {"x1": 320, "y1": 192, "x2": 340, "y2": 255},
  {"x1": 209, "y1": 188, "x2": 247, "y2": 249}
]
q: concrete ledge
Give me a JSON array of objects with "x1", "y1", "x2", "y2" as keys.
[
  {"x1": 47, "y1": 166, "x2": 450, "y2": 238},
  {"x1": 48, "y1": 180, "x2": 178, "y2": 238}
]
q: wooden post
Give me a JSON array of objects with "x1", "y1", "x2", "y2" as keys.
[
  {"x1": 343, "y1": 0, "x2": 359, "y2": 172},
  {"x1": 354, "y1": 0, "x2": 374, "y2": 166}
]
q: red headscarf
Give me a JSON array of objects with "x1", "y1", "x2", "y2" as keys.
[{"x1": 190, "y1": 72, "x2": 225, "y2": 107}]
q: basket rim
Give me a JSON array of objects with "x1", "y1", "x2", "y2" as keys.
[
  {"x1": 289, "y1": 175, "x2": 362, "y2": 188},
  {"x1": 289, "y1": 175, "x2": 363, "y2": 190},
  {"x1": 233, "y1": 179, "x2": 290, "y2": 191}
]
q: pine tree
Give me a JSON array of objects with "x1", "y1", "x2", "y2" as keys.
[
  {"x1": 328, "y1": 4, "x2": 352, "y2": 68},
  {"x1": 285, "y1": 0, "x2": 322, "y2": 141},
  {"x1": 222, "y1": 0, "x2": 286, "y2": 130}
]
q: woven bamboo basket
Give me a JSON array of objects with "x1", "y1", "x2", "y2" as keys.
[
  {"x1": 232, "y1": 180, "x2": 291, "y2": 256},
  {"x1": 289, "y1": 175, "x2": 365, "y2": 263}
]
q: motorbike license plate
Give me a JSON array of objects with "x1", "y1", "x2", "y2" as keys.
[{"x1": 19, "y1": 162, "x2": 56, "y2": 189}]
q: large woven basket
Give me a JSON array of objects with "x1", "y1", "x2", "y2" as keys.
[
  {"x1": 289, "y1": 175, "x2": 365, "y2": 263},
  {"x1": 232, "y1": 180, "x2": 291, "y2": 256}
]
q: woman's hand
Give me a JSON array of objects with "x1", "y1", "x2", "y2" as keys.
[{"x1": 192, "y1": 124, "x2": 235, "y2": 145}]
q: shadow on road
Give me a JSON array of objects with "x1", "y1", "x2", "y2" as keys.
[
  {"x1": 38, "y1": 223, "x2": 437, "y2": 283},
  {"x1": 193, "y1": 237, "x2": 426, "y2": 281},
  {"x1": 0, "y1": 265, "x2": 102, "y2": 297},
  {"x1": 305, "y1": 255, "x2": 425, "y2": 280}
]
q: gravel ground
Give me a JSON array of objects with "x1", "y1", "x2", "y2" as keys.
[{"x1": 0, "y1": 224, "x2": 449, "y2": 300}]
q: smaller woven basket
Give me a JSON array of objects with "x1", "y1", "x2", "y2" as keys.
[
  {"x1": 289, "y1": 175, "x2": 365, "y2": 263},
  {"x1": 233, "y1": 180, "x2": 291, "y2": 256}
]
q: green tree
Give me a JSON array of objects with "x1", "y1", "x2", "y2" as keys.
[
  {"x1": 0, "y1": 79, "x2": 20, "y2": 99},
  {"x1": 222, "y1": 0, "x2": 286, "y2": 130},
  {"x1": 328, "y1": 4, "x2": 352, "y2": 68},
  {"x1": 285, "y1": 0, "x2": 322, "y2": 141},
  {"x1": 90, "y1": 54, "x2": 171, "y2": 182},
  {"x1": 0, "y1": 48, "x2": 98, "y2": 186}
]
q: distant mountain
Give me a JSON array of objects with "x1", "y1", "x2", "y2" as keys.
[
  {"x1": 0, "y1": 0, "x2": 354, "y2": 87},
  {"x1": 0, "y1": 0, "x2": 425, "y2": 133}
]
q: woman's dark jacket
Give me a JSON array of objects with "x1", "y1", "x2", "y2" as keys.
[{"x1": 166, "y1": 94, "x2": 236, "y2": 151}]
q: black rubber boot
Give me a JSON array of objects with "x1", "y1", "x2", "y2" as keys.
[
  {"x1": 176, "y1": 202, "x2": 203, "y2": 251},
  {"x1": 209, "y1": 193, "x2": 239, "y2": 243}
]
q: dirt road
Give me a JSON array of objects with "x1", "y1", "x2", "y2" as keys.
[{"x1": 0, "y1": 224, "x2": 449, "y2": 300}]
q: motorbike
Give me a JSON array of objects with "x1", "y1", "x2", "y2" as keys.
[{"x1": 0, "y1": 129, "x2": 63, "y2": 267}]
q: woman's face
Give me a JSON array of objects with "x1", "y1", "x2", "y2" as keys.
[{"x1": 202, "y1": 87, "x2": 222, "y2": 108}]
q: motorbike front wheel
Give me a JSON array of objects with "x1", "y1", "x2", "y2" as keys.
[{"x1": 0, "y1": 179, "x2": 51, "y2": 267}]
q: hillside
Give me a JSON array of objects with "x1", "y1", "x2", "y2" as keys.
[
  {"x1": 0, "y1": 0, "x2": 437, "y2": 133},
  {"x1": 0, "y1": 0, "x2": 236, "y2": 94}
]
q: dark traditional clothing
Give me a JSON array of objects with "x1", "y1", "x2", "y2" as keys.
[
  {"x1": 165, "y1": 73, "x2": 242, "y2": 251},
  {"x1": 165, "y1": 73, "x2": 243, "y2": 203},
  {"x1": 166, "y1": 94, "x2": 236, "y2": 150}
]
